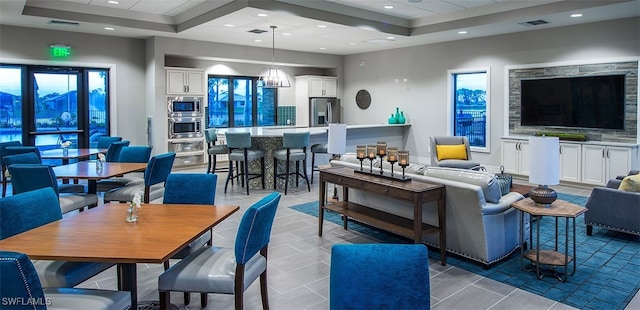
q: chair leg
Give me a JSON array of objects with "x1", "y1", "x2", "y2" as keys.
[
  {"x1": 260, "y1": 247, "x2": 269, "y2": 310},
  {"x1": 184, "y1": 292, "x2": 191, "y2": 305},
  {"x1": 160, "y1": 291, "x2": 170, "y2": 310},
  {"x1": 201, "y1": 293, "x2": 208, "y2": 308},
  {"x1": 206, "y1": 153, "x2": 212, "y2": 174},
  {"x1": 224, "y1": 160, "x2": 233, "y2": 193},
  {"x1": 261, "y1": 157, "x2": 265, "y2": 189},
  {"x1": 244, "y1": 159, "x2": 250, "y2": 195},
  {"x1": 212, "y1": 154, "x2": 217, "y2": 173},
  {"x1": 586, "y1": 225, "x2": 593, "y2": 236},
  {"x1": 310, "y1": 152, "x2": 316, "y2": 184},
  {"x1": 235, "y1": 265, "x2": 245, "y2": 310},
  {"x1": 295, "y1": 162, "x2": 300, "y2": 186},
  {"x1": 163, "y1": 261, "x2": 170, "y2": 270},
  {"x1": 303, "y1": 158, "x2": 311, "y2": 192},
  {"x1": 273, "y1": 158, "x2": 278, "y2": 191}
]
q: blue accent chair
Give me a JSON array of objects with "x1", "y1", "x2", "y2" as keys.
[
  {"x1": 274, "y1": 132, "x2": 311, "y2": 195},
  {"x1": 3, "y1": 152, "x2": 85, "y2": 194},
  {"x1": 104, "y1": 140, "x2": 130, "y2": 162},
  {"x1": 96, "y1": 146, "x2": 152, "y2": 192},
  {"x1": 0, "y1": 188, "x2": 113, "y2": 288},
  {"x1": 8, "y1": 164, "x2": 98, "y2": 214},
  {"x1": 330, "y1": 244, "x2": 431, "y2": 310},
  {"x1": 224, "y1": 132, "x2": 265, "y2": 195},
  {"x1": 0, "y1": 140, "x2": 22, "y2": 197},
  {"x1": 0, "y1": 250, "x2": 130, "y2": 310},
  {"x1": 158, "y1": 192, "x2": 281, "y2": 309},
  {"x1": 96, "y1": 136, "x2": 123, "y2": 149},
  {"x1": 162, "y1": 173, "x2": 218, "y2": 304},
  {"x1": 104, "y1": 152, "x2": 176, "y2": 203}
]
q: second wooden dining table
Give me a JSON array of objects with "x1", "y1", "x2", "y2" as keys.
[
  {"x1": 0, "y1": 203, "x2": 240, "y2": 308},
  {"x1": 52, "y1": 161, "x2": 147, "y2": 194}
]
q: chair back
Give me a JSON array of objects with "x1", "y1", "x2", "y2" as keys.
[
  {"x1": 330, "y1": 244, "x2": 431, "y2": 310},
  {"x1": 163, "y1": 173, "x2": 217, "y2": 204},
  {"x1": 4, "y1": 146, "x2": 41, "y2": 160},
  {"x1": 96, "y1": 136, "x2": 123, "y2": 149},
  {"x1": 0, "y1": 141, "x2": 22, "y2": 167},
  {"x1": 105, "y1": 140, "x2": 130, "y2": 162},
  {"x1": 204, "y1": 128, "x2": 217, "y2": 145},
  {"x1": 7, "y1": 164, "x2": 60, "y2": 196},
  {"x1": 430, "y1": 136, "x2": 472, "y2": 163},
  {"x1": 0, "y1": 251, "x2": 48, "y2": 309},
  {"x1": 119, "y1": 146, "x2": 152, "y2": 163},
  {"x1": 234, "y1": 192, "x2": 281, "y2": 264},
  {"x1": 3, "y1": 152, "x2": 42, "y2": 166},
  {"x1": 144, "y1": 152, "x2": 176, "y2": 187},
  {"x1": 225, "y1": 132, "x2": 252, "y2": 149},
  {"x1": 0, "y1": 188, "x2": 61, "y2": 240},
  {"x1": 282, "y1": 132, "x2": 310, "y2": 149}
]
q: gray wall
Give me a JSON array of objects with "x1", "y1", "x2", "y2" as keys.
[{"x1": 342, "y1": 17, "x2": 640, "y2": 167}]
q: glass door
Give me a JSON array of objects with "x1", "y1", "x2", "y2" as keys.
[{"x1": 27, "y1": 69, "x2": 84, "y2": 151}]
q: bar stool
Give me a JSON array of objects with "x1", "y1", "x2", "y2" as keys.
[
  {"x1": 310, "y1": 143, "x2": 328, "y2": 184},
  {"x1": 274, "y1": 132, "x2": 311, "y2": 195},
  {"x1": 204, "y1": 128, "x2": 229, "y2": 174},
  {"x1": 224, "y1": 132, "x2": 265, "y2": 195}
]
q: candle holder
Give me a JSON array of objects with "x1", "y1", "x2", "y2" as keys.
[
  {"x1": 356, "y1": 145, "x2": 367, "y2": 171},
  {"x1": 387, "y1": 147, "x2": 398, "y2": 176},
  {"x1": 398, "y1": 150, "x2": 410, "y2": 179},
  {"x1": 367, "y1": 145, "x2": 377, "y2": 173},
  {"x1": 377, "y1": 141, "x2": 387, "y2": 175}
]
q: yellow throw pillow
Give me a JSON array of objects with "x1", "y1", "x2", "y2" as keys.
[
  {"x1": 436, "y1": 144, "x2": 468, "y2": 161},
  {"x1": 618, "y1": 174, "x2": 640, "y2": 192}
]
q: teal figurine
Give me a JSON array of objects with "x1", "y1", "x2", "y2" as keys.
[
  {"x1": 388, "y1": 113, "x2": 397, "y2": 124},
  {"x1": 397, "y1": 111, "x2": 406, "y2": 124}
]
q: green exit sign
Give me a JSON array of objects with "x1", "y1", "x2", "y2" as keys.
[{"x1": 50, "y1": 45, "x2": 72, "y2": 58}]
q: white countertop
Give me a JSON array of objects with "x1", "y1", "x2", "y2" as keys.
[{"x1": 217, "y1": 123, "x2": 409, "y2": 137}]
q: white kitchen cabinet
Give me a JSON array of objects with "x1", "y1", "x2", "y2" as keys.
[
  {"x1": 501, "y1": 139, "x2": 530, "y2": 176},
  {"x1": 296, "y1": 75, "x2": 337, "y2": 97},
  {"x1": 582, "y1": 144, "x2": 639, "y2": 186},
  {"x1": 166, "y1": 69, "x2": 205, "y2": 95},
  {"x1": 559, "y1": 142, "x2": 581, "y2": 182}
]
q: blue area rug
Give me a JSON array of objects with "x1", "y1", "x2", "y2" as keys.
[{"x1": 290, "y1": 193, "x2": 640, "y2": 310}]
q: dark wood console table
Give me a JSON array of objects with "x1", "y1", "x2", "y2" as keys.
[{"x1": 318, "y1": 167, "x2": 447, "y2": 265}]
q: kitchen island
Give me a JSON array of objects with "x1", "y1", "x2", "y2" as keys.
[{"x1": 216, "y1": 124, "x2": 410, "y2": 190}]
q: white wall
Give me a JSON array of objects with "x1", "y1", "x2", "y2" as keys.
[{"x1": 342, "y1": 17, "x2": 640, "y2": 169}]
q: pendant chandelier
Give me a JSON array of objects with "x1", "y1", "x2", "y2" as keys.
[{"x1": 259, "y1": 25, "x2": 291, "y2": 88}]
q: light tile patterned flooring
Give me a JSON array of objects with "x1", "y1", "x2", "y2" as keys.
[{"x1": 50, "y1": 166, "x2": 640, "y2": 309}]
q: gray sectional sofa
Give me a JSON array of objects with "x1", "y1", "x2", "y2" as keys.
[{"x1": 329, "y1": 154, "x2": 526, "y2": 266}]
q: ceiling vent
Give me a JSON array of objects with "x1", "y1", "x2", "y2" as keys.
[
  {"x1": 48, "y1": 20, "x2": 80, "y2": 26},
  {"x1": 248, "y1": 29, "x2": 268, "y2": 34},
  {"x1": 519, "y1": 19, "x2": 549, "y2": 26}
]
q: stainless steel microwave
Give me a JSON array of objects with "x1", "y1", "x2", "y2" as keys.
[
  {"x1": 168, "y1": 117, "x2": 203, "y2": 139},
  {"x1": 167, "y1": 96, "x2": 203, "y2": 117}
]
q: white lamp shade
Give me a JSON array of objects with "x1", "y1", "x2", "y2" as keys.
[
  {"x1": 528, "y1": 136, "x2": 560, "y2": 185},
  {"x1": 327, "y1": 123, "x2": 347, "y2": 155},
  {"x1": 259, "y1": 67, "x2": 291, "y2": 88}
]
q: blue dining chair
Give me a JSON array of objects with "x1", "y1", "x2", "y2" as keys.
[
  {"x1": 330, "y1": 244, "x2": 431, "y2": 310},
  {"x1": 104, "y1": 152, "x2": 176, "y2": 203},
  {"x1": 273, "y1": 132, "x2": 311, "y2": 195},
  {"x1": 158, "y1": 192, "x2": 281, "y2": 309},
  {"x1": 0, "y1": 250, "x2": 130, "y2": 310},
  {"x1": 0, "y1": 187, "x2": 114, "y2": 288},
  {"x1": 96, "y1": 135, "x2": 123, "y2": 149},
  {"x1": 0, "y1": 140, "x2": 22, "y2": 197},
  {"x1": 96, "y1": 146, "x2": 152, "y2": 192},
  {"x1": 3, "y1": 152, "x2": 85, "y2": 194},
  {"x1": 105, "y1": 140, "x2": 130, "y2": 162},
  {"x1": 224, "y1": 132, "x2": 265, "y2": 195},
  {"x1": 162, "y1": 173, "x2": 218, "y2": 305},
  {"x1": 8, "y1": 164, "x2": 99, "y2": 214}
]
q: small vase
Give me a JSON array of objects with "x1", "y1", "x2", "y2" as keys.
[
  {"x1": 388, "y1": 114, "x2": 397, "y2": 124},
  {"x1": 96, "y1": 159, "x2": 104, "y2": 172},
  {"x1": 62, "y1": 147, "x2": 69, "y2": 156},
  {"x1": 397, "y1": 111, "x2": 406, "y2": 124},
  {"x1": 126, "y1": 205, "x2": 138, "y2": 223},
  {"x1": 395, "y1": 107, "x2": 401, "y2": 121}
]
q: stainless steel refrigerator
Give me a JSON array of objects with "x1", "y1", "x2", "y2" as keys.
[{"x1": 309, "y1": 97, "x2": 340, "y2": 127}]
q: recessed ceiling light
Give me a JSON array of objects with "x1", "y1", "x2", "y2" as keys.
[
  {"x1": 257, "y1": 13, "x2": 268, "y2": 17},
  {"x1": 571, "y1": 13, "x2": 583, "y2": 18},
  {"x1": 104, "y1": 27, "x2": 115, "y2": 31},
  {"x1": 319, "y1": 47, "x2": 326, "y2": 50},
  {"x1": 224, "y1": 24, "x2": 234, "y2": 27},
  {"x1": 254, "y1": 39, "x2": 262, "y2": 42},
  {"x1": 107, "y1": 0, "x2": 119, "y2": 4},
  {"x1": 349, "y1": 42, "x2": 356, "y2": 45},
  {"x1": 318, "y1": 25, "x2": 327, "y2": 28},
  {"x1": 384, "y1": 5, "x2": 393, "y2": 9},
  {"x1": 282, "y1": 33, "x2": 291, "y2": 36},
  {"x1": 386, "y1": 36, "x2": 395, "y2": 40},
  {"x1": 458, "y1": 31, "x2": 467, "y2": 34}
]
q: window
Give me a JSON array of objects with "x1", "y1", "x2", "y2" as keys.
[
  {"x1": 0, "y1": 64, "x2": 110, "y2": 150},
  {"x1": 207, "y1": 76, "x2": 277, "y2": 128},
  {"x1": 447, "y1": 68, "x2": 490, "y2": 152}
]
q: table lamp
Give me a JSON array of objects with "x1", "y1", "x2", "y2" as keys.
[{"x1": 528, "y1": 136, "x2": 560, "y2": 207}]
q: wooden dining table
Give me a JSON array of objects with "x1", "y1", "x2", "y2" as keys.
[
  {"x1": 0, "y1": 203, "x2": 240, "y2": 308},
  {"x1": 52, "y1": 161, "x2": 147, "y2": 194},
  {"x1": 40, "y1": 148, "x2": 107, "y2": 165}
]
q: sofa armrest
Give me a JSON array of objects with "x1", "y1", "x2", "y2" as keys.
[
  {"x1": 585, "y1": 187, "x2": 640, "y2": 234},
  {"x1": 482, "y1": 192, "x2": 524, "y2": 216},
  {"x1": 607, "y1": 179, "x2": 622, "y2": 189}
]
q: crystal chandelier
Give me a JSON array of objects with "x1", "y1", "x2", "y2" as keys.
[{"x1": 259, "y1": 25, "x2": 291, "y2": 88}]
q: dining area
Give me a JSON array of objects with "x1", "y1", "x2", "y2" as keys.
[{"x1": 0, "y1": 136, "x2": 286, "y2": 309}]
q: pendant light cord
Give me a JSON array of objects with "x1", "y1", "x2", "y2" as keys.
[{"x1": 271, "y1": 25, "x2": 276, "y2": 67}]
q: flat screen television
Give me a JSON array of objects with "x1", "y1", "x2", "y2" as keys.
[{"x1": 520, "y1": 74, "x2": 625, "y2": 129}]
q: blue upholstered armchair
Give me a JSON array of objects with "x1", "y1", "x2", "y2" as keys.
[
  {"x1": 103, "y1": 152, "x2": 176, "y2": 203},
  {"x1": 0, "y1": 250, "x2": 130, "y2": 310},
  {"x1": 330, "y1": 243, "x2": 431, "y2": 310}
]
